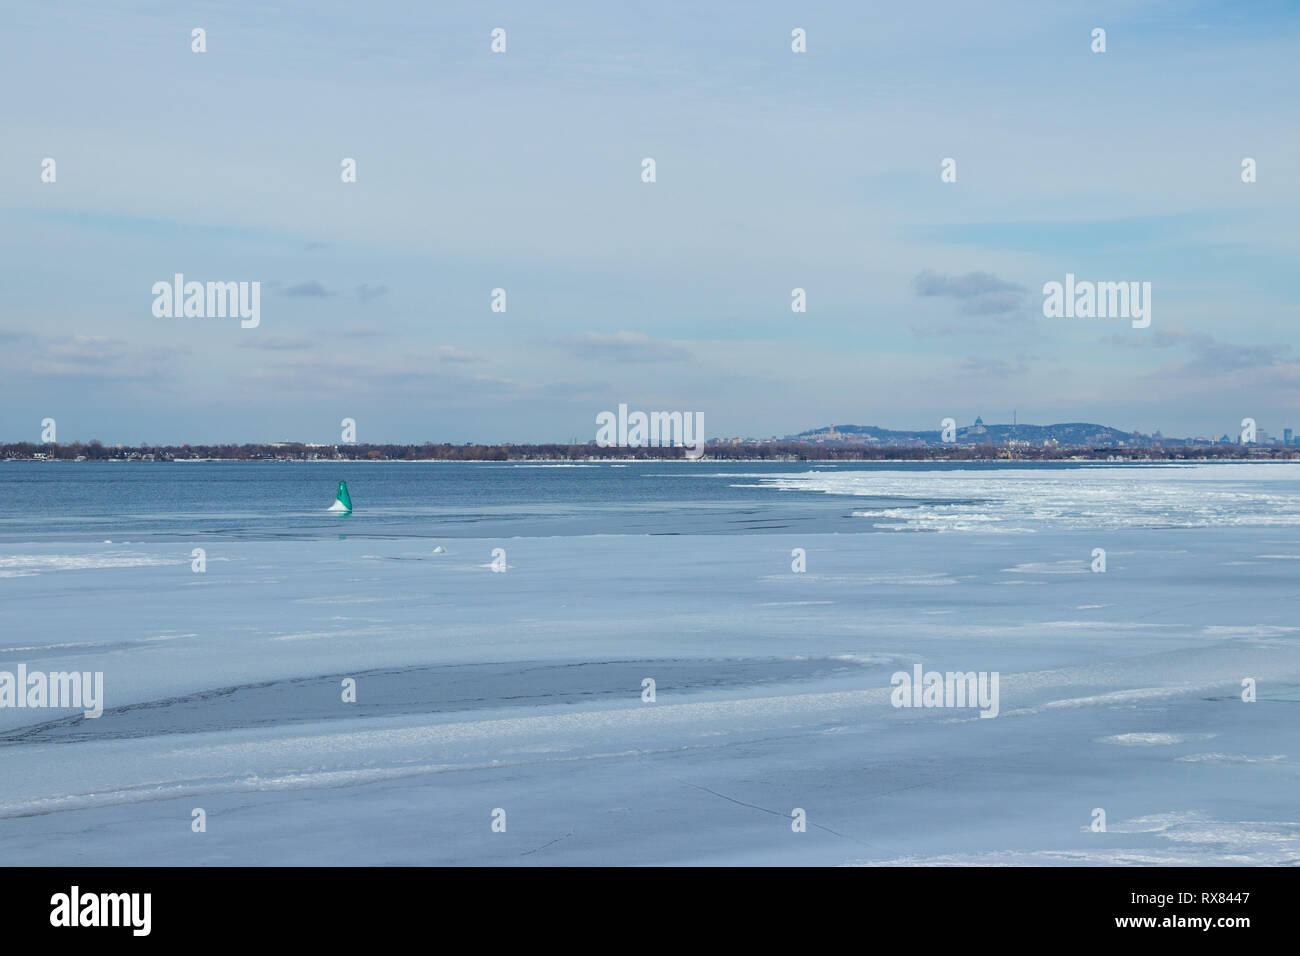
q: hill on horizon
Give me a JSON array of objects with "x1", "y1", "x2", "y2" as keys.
[{"x1": 793, "y1": 421, "x2": 1148, "y2": 446}]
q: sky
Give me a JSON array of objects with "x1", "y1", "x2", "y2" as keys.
[{"x1": 1, "y1": 0, "x2": 1298, "y2": 445}]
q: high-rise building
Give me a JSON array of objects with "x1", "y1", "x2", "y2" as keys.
[{"x1": 1286, "y1": 429, "x2": 1294, "y2": 446}]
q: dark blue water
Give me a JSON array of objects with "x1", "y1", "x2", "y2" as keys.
[{"x1": 0, "y1": 460, "x2": 1097, "y2": 542}]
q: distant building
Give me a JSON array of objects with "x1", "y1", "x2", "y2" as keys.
[{"x1": 1286, "y1": 429, "x2": 1294, "y2": 445}]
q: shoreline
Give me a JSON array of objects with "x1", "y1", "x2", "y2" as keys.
[{"x1": 2, "y1": 456, "x2": 1295, "y2": 466}]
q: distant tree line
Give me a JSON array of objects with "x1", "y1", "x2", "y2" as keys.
[{"x1": 3, "y1": 440, "x2": 1298, "y2": 462}]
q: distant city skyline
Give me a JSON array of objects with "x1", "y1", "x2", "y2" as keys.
[{"x1": 3, "y1": 1, "x2": 1298, "y2": 444}]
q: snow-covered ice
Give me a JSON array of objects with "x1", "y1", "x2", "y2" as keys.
[{"x1": 1, "y1": 466, "x2": 1298, "y2": 865}]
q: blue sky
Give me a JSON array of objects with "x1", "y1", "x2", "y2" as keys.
[{"x1": 2, "y1": 0, "x2": 1297, "y2": 444}]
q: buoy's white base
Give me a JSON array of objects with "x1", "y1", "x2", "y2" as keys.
[{"x1": 327, "y1": 501, "x2": 350, "y2": 512}]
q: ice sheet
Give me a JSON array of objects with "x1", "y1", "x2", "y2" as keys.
[{"x1": 1, "y1": 518, "x2": 1297, "y2": 865}]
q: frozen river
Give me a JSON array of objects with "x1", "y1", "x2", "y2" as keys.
[{"x1": 1, "y1": 462, "x2": 1297, "y2": 864}]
